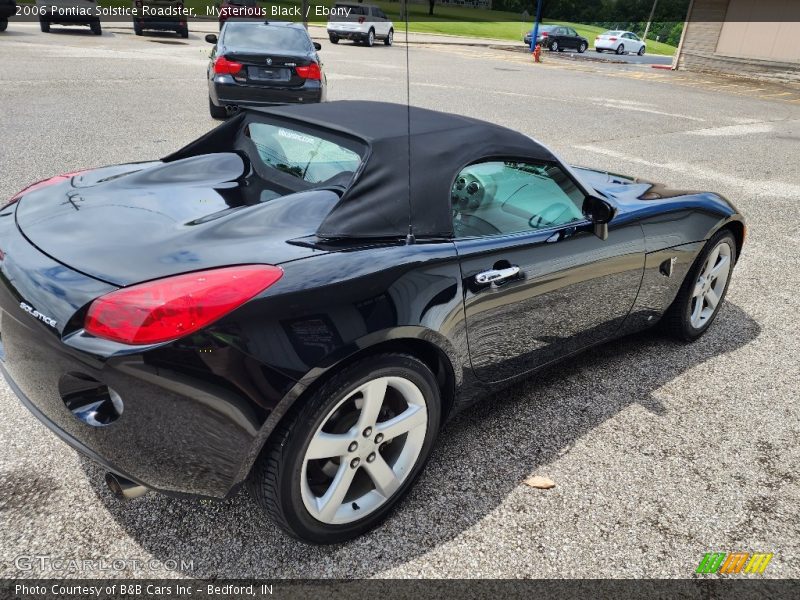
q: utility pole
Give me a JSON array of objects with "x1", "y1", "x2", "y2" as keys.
[
  {"x1": 530, "y1": 0, "x2": 543, "y2": 52},
  {"x1": 642, "y1": 0, "x2": 658, "y2": 41}
]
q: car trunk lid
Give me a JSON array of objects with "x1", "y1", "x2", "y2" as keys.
[{"x1": 13, "y1": 153, "x2": 339, "y2": 287}]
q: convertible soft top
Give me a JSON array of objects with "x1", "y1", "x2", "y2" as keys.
[{"x1": 166, "y1": 101, "x2": 557, "y2": 239}]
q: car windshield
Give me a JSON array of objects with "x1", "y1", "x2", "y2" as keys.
[
  {"x1": 223, "y1": 24, "x2": 310, "y2": 52},
  {"x1": 245, "y1": 123, "x2": 364, "y2": 186}
]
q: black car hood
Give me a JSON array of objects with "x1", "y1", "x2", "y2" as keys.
[{"x1": 15, "y1": 153, "x2": 339, "y2": 286}]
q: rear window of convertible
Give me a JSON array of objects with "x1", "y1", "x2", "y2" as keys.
[{"x1": 244, "y1": 122, "x2": 364, "y2": 186}]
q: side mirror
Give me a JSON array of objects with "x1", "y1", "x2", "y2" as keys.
[
  {"x1": 582, "y1": 195, "x2": 616, "y2": 241},
  {"x1": 313, "y1": 42, "x2": 322, "y2": 51},
  {"x1": 205, "y1": 34, "x2": 218, "y2": 44}
]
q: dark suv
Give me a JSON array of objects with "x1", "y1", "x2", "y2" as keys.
[
  {"x1": 206, "y1": 21, "x2": 326, "y2": 118},
  {"x1": 133, "y1": 0, "x2": 189, "y2": 38}
]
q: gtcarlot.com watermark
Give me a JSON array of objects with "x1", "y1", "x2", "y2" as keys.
[{"x1": 14, "y1": 555, "x2": 194, "y2": 574}]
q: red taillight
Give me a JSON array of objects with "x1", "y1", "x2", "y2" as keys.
[
  {"x1": 3, "y1": 170, "x2": 86, "y2": 210},
  {"x1": 214, "y1": 56, "x2": 243, "y2": 75},
  {"x1": 540, "y1": 32, "x2": 548, "y2": 37},
  {"x1": 295, "y1": 63, "x2": 321, "y2": 80},
  {"x1": 358, "y1": 16, "x2": 365, "y2": 24},
  {"x1": 84, "y1": 265, "x2": 283, "y2": 345},
  {"x1": 609, "y1": 37, "x2": 617, "y2": 41}
]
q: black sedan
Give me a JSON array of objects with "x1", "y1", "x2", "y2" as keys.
[
  {"x1": 206, "y1": 21, "x2": 325, "y2": 119},
  {"x1": 0, "y1": 102, "x2": 744, "y2": 543},
  {"x1": 524, "y1": 24, "x2": 588, "y2": 53}
]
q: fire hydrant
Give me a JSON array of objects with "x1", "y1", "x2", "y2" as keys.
[{"x1": 532, "y1": 43, "x2": 542, "y2": 63}]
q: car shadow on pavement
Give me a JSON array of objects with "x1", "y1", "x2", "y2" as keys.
[{"x1": 81, "y1": 302, "x2": 759, "y2": 578}]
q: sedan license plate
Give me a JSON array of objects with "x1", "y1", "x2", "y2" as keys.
[{"x1": 248, "y1": 67, "x2": 289, "y2": 82}]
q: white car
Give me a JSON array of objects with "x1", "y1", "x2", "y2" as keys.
[
  {"x1": 327, "y1": 2, "x2": 394, "y2": 47},
  {"x1": 594, "y1": 30, "x2": 646, "y2": 55}
]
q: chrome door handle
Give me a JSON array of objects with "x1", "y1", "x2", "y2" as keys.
[{"x1": 475, "y1": 266, "x2": 520, "y2": 285}]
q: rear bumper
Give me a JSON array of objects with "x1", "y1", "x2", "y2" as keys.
[
  {"x1": 135, "y1": 18, "x2": 186, "y2": 30},
  {"x1": 0, "y1": 358, "x2": 158, "y2": 493},
  {"x1": 0, "y1": 221, "x2": 297, "y2": 499},
  {"x1": 594, "y1": 40, "x2": 621, "y2": 50},
  {"x1": 210, "y1": 77, "x2": 324, "y2": 107}
]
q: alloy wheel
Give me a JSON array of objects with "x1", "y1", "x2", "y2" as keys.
[
  {"x1": 300, "y1": 376, "x2": 428, "y2": 525},
  {"x1": 690, "y1": 241, "x2": 732, "y2": 329}
]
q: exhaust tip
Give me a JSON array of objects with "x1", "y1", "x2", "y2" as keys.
[{"x1": 105, "y1": 472, "x2": 149, "y2": 500}]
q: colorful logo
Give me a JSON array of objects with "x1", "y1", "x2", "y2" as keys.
[{"x1": 696, "y1": 552, "x2": 773, "y2": 575}]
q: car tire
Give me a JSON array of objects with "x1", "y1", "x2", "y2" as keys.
[
  {"x1": 329, "y1": 34, "x2": 339, "y2": 44},
  {"x1": 616, "y1": 44, "x2": 625, "y2": 55},
  {"x1": 549, "y1": 41, "x2": 558, "y2": 51},
  {"x1": 208, "y1": 96, "x2": 226, "y2": 120},
  {"x1": 638, "y1": 45, "x2": 646, "y2": 56},
  {"x1": 249, "y1": 353, "x2": 442, "y2": 544},
  {"x1": 90, "y1": 22, "x2": 102, "y2": 35},
  {"x1": 661, "y1": 229, "x2": 738, "y2": 342},
  {"x1": 0, "y1": 18, "x2": 7, "y2": 32},
  {"x1": 134, "y1": 23, "x2": 143, "y2": 36},
  {"x1": 366, "y1": 28, "x2": 374, "y2": 47},
  {"x1": 384, "y1": 28, "x2": 393, "y2": 46},
  {"x1": 40, "y1": 20, "x2": 50, "y2": 33},
  {"x1": 178, "y1": 27, "x2": 189, "y2": 39},
  {"x1": 578, "y1": 42, "x2": 587, "y2": 53},
  {"x1": 595, "y1": 48, "x2": 603, "y2": 53}
]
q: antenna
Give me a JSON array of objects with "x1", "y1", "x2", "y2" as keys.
[{"x1": 404, "y1": 0, "x2": 415, "y2": 245}]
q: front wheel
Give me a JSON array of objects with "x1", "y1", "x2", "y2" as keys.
[
  {"x1": 90, "y1": 22, "x2": 102, "y2": 35},
  {"x1": 329, "y1": 33, "x2": 339, "y2": 44},
  {"x1": 638, "y1": 45, "x2": 646, "y2": 56},
  {"x1": 40, "y1": 20, "x2": 50, "y2": 33},
  {"x1": 616, "y1": 44, "x2": 625, "y2": 55},
  {"x1": 384, "y1": 29, "x2": 393, "y2": 46},
  {"x1": 249, "y1": 353, "x2": 441, "y2": 543},
  {"x1": 178, "y1": 26, "x2": 189, "y2": 39},
  {"x1": 0, "y1": 18, "x2": 8, "y2": 32},
  {"x1": 662, "y1": 230, "x2": 738, "y2": 341}
]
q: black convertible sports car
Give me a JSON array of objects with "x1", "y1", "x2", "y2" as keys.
[{"x1": 0, "y1": 102, "x2": 744, "y2": 543}]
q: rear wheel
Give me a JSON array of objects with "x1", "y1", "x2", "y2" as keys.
[
  {"x1": 616, "y1": 44, "x2": 625, "y2": 55},
  {"x1": 596, "y1": 48, "x2": 603, "y2": 53},
  {"x1": 384, "y1": 28, "x2": 393, "y2": 46},
  {"x1": 365, "y1": 28, "x2": 375, "y2": 47},
  {"x1": 329, "y1": 33, "x2": 339, "y2": 44},
  {"x1": 178, "y1": 26, "x2": 189, "y2": 39},
  {"x1": 208, "y1": 96, "x2": 226, "y2": 119},
  {"x1": 578, "y1": 42, "x2": 587, "y2": 53},
  {"x1": 90, "y1": 22, "x2": 102, "y2": 35},
  {"x1": 40, "y1": 20, "x2": 50, "y2": 33},
  {"x1": 638, "y1": 45, "x2": 646, "y2": 56},
  {"x1": 549, "y1": 40, "x2": 558, "y2": 51},
  {"x1": 134, "y1": 23, "x2": 143, "y2": 36},
  {"x1": 0, "y1": 18, "x2": 8, "y2": 32},
  {"x1": 662, "y1": 230, "x2": 737, "y2": 341},
  {"x1": 249, "y1": 353, "x2": 441, "y2": 544}
]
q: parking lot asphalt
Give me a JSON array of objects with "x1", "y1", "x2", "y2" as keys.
[{"x1": 1, "y1": 22, "x2": 799, "y2": 579}]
